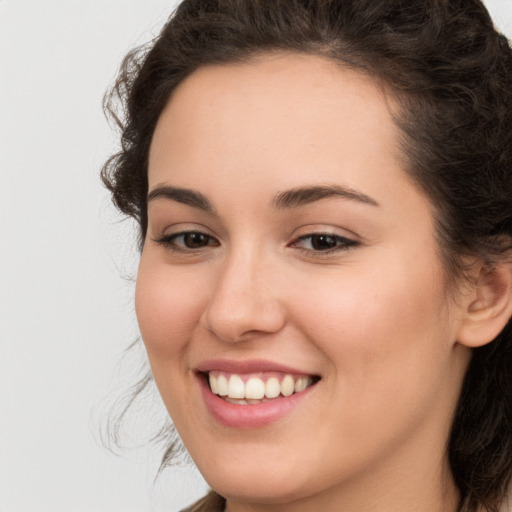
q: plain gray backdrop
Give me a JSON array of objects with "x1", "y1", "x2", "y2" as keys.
[{"x1": 1, "y1": 1, "x2": 511, "y2": 511}]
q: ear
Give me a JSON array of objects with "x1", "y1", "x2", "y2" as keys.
[{"x1": 457, "y1": 259, "x2": 512, "y2": 348}]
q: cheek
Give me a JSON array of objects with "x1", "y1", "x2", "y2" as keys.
[
  {"x1": 134, "y1": 256, "x2": 212, "y2": 423},
  {"x1": 135, "y1": 256, "x2": 206, "y2": 361},
  {"x1": 292, "y1": 251, "x2": 453, "y2": 401},
  {"x1": 286, "y1": 257, "x2": 460, "y2": 460},
  {"x1": 299, "y1": 264, "x2": 444, "y2": 340}
]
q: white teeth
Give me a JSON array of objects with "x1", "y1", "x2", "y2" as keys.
[
  {"x1": 294, "y1": 376, "x2": 311, "y2": 393},
  {"x1": 265, "y1": 377, "x2": 281, "y2": 398},
  {"x1": 209, "y1": 373, "x2": 218, "y2": 394},
  {"x1": 228, "y1": 375, "x2": 245, "y2": 399},
  {"x1": 245, "y1": 377, "x2": 265, "y2": 400},
  {"x1": 280, "y1": 375, "x2": 295, "y2": 397},
  {"x1": 217, "y1": 374, "x2": 229, "y2": 396},
  {"x1": 209, "y1": 372, "x2": 315, "y2": 401},
  {"x1": 225, "y1": 397, "x2": 248, "y2": 405}
]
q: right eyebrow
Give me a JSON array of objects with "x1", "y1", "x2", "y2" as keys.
[{"x1": 147, "y1": 185, "x2": 214, "y2": 213}]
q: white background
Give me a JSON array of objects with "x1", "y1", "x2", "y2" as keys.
[{"x1": 1, "y1": 1, "x2": 511, "y2": 511}]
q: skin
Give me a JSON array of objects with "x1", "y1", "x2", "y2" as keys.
[{"x1": 136, "y1": 53, "x2": 477, "y2": 512}]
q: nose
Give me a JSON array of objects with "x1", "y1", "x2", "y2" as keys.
[{"x1": 201, "y1": 248, "x2": 286, "y2": 343}]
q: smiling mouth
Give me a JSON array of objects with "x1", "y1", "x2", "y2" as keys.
[{"x1": 203, "y1": 371, "x2": 320, "y2": 405}]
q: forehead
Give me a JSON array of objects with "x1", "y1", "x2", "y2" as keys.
[{"x1": 148, "y1": 52, "x2": 410, "y2": 209}]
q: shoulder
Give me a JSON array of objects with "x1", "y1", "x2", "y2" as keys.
[{"x1": 180, "y1": 490, "x2": 226, "y2": 512}]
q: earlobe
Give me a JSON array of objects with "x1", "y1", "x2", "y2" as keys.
[{"x1": 457, "y1": 260, "x2": 512, "y2": 348}]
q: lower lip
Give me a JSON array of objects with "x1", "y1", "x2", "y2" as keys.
[{"x1": 198, "y1": 374, "x2": 316, "y2": 429}]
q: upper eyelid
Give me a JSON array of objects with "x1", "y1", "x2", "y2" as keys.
[
  {"x1": 296, "y1": 232, "x2": 354, "y2": 241},
  {"x1": 153, "y1": 222, "x2": 219, "y2": 238},
  {"x1": 290, "y1": 225, "x2": 361, "y2": 242},
  {"x1": 152, "y1": 231, "x2": 220, "y2": 253},
  {"x1": 157, "y1": 230, "x2": 219, "y2": 242},
  {"x1": 291, "y1": 233, "x2": 358, "y2": 246}
]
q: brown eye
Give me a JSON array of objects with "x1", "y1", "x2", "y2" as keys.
[
  {"x1": 309, "y1": 234, "x2": 338, "y2": 251},
  {"x1": 291, "y1": 233, "x2": 358, "y2": 254},
  {"x1": 153, "y1": 231, "x2": 219, "y2": 251},
  {"x1": 182, "y1": 232, "x2": 211, "y2": 248}
]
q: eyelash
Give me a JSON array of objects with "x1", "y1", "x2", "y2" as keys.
[
  {"x1": 153, "y1": 231, "x2": 219, "y2": 252},
  {"x1": 290, "y1": 233, "x2": 359, "y2": 255},
  {"x1": 153, "y1": 231, "x2": 358, "y2": 255}
]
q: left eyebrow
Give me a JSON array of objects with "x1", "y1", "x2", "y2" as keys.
[{"x1": 272, "y1": 185, "x2": 380, "y2": 209}]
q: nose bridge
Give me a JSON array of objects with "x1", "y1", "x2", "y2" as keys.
[{"x1": 202, "y1": 242, "x2": 285, "y2": 342}]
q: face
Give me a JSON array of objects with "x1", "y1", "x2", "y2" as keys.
[{"x1": 136, "y1": 53, "x2": 471, "y2": 510}]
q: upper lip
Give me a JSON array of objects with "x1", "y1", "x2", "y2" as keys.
[{"x1": 196, "y1": 358, "x2": 318, "y2": 376}]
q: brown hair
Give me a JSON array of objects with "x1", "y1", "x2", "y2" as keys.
[{"x1": 102, "y1": 1, "x2": 512, "y2": 510}]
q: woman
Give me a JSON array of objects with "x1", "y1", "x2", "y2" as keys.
[{"x1": 102, "y1": 1, "x2": 512, "y2": 511}]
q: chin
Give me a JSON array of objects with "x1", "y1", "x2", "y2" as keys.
[
  {"x1": 204, "y1": 470, "x2": 312, "y2": 506},
  {"x1": 190, "y1": 443, "x2": 328, "y2": 506}
]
